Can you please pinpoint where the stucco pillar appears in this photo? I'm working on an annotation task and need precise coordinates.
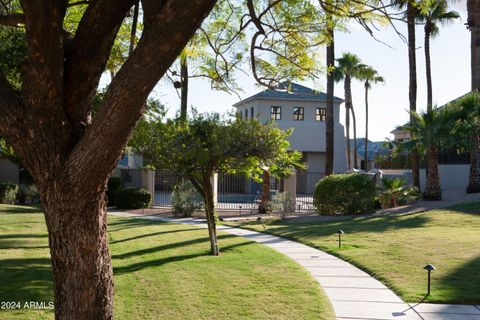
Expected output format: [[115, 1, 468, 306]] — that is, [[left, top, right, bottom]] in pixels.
[[283, 171, 297, 206], [210, 172, 218, 207], [141, 169, 155, 200]]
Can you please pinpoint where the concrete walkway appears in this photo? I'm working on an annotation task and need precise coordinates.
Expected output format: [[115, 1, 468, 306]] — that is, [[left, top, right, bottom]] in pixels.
[[109, 211, 480, 320]]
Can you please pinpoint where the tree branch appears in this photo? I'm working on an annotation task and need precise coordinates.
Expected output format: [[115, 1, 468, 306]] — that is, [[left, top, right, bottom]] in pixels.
[[0, 13, 24, 27], [63, 0, 136, 133], [66, 0, 217, 188]]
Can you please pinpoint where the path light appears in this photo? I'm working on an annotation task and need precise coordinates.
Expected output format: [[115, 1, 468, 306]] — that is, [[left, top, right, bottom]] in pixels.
[[239, 205, 242, 215], [257, 217, 265, 229], [423, 264, 436, 295], [336, 229, 344, 248], [297, 204, 301, 213]]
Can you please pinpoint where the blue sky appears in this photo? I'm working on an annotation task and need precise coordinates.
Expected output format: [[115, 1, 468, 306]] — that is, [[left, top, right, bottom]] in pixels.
[[150, 1, 470, 142]]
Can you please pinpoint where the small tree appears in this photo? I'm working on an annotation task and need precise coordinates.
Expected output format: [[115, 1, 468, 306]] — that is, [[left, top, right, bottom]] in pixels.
[[396, 104, 461, 200], [130, 113, 302, 255]]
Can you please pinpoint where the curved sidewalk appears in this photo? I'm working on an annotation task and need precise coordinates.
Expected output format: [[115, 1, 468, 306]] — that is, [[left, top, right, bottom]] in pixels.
[[109, 211, 480, 320]]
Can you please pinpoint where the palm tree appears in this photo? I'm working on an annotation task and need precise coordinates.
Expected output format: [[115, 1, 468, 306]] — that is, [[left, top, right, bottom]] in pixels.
[[467, 0, 480, 91], [450, 92, 480, 192], [398, 105, 460, 200], [392, 0, 420, 188], [358, 66, 384, 171], [325, 12, 335, 176], [334, 52, 364, 169], [417, 0, 459, 111]]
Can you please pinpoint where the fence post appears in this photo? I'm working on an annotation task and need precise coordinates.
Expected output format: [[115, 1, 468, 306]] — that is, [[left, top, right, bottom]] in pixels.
[[142, 169, 156, 199], [210, 172, 218, 208], [283, 171, 297, 206]]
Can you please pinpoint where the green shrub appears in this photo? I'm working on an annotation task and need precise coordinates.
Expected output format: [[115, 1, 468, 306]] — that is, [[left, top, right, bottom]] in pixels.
[[377, 178, 420, 209], [268, 191, 295, 220], [115, 188, 152, 209], [0, 183, 19, 204], [107, 177, 122, 206], [313, 174, 376, 215], [171, 181, 204, 217], [17, 184, 40, 204]]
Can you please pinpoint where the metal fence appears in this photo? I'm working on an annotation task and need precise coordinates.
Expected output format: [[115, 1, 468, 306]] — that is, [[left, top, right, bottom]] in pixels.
[[119, 168, 323, 212], [296, 171, 324, 211]]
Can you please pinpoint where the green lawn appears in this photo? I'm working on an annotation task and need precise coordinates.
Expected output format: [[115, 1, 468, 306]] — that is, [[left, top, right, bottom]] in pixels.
[[226, 202, 480, 304], [0, 205, 333, 320]]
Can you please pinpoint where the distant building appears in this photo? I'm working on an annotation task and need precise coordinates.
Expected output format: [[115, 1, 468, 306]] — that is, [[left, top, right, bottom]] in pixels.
[[233, 81, 347, 194], [234, 82, 347, 174]]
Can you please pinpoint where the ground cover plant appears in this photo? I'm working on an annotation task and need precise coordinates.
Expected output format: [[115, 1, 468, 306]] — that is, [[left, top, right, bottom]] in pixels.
[[226, 202, 480, 304], [0, 205, 333, 320]]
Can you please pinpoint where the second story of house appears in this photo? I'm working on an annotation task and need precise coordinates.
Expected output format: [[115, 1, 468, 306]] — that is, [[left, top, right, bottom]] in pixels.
[[233, 82, 345, 152]]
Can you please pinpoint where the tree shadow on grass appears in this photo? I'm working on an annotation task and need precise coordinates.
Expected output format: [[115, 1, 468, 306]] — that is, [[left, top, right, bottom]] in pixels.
[[0, 258, 53, 303], [107, 218, 166, 232], [445, 201, 480, 215], [113, 240, 256, 275], [110, 228, 201, 244], [261, 213, 431, 240], [112, 234, 237, 260], [436, 254, 480, 304]]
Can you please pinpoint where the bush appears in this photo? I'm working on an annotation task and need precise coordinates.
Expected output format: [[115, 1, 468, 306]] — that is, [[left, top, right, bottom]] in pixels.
[[377, 178, 420, 209], [17, 184, 40, 204], [107, 177, 122, 206], [115, 188, 152, 209], [268, 191, 295, 220], [313, 174, 376, 215], [0, 183, 19, 204], [171, 181, 204, 217]]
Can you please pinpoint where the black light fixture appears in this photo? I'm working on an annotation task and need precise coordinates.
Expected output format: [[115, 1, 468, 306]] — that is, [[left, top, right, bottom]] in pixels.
[[336, 229, 344, 248], [257, 216, 265, 229], [423, 264, 436, 295]]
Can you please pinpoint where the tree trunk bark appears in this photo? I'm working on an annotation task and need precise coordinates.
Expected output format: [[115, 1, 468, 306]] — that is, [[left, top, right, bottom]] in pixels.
[[325, 17, 335, 176], [425, 25, 433, 112], [364, 84, 369, 171], [407, 1, 420, 190], [258, 169, 270, 213], [467, 135, 480, 193], [203, 176, 219, 256], [469, 0, 480, 91], [344, 76, 352, 170], [351, 105, 358, 169], [43, 188, 114, 320], [423, 144, 441, 200], [180, 56, 189, 121]]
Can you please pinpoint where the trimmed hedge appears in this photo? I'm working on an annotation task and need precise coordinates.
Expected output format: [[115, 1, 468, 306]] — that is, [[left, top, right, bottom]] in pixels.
[[0, 183, 19, 204], [313, 174, 376, 215], [107, 177, 122, 206], [115, 188, 152, 209]]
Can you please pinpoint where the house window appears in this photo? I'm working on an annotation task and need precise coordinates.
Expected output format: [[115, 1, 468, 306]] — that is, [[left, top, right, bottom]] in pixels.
[[293, 107, 304, 121], [270, 106, 282, 120], [245, 109, 248, 119], [316, 108, 326, 121], [250, 107, 254, 118]]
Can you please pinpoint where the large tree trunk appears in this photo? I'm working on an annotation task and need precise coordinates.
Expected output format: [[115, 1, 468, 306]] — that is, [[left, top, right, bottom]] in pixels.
[[425, 25, 433, 112], [407, 0, 420, 189], [180, 55, 189, 121], [129, 0, 140, 54], [325, 16, 335, 176], [364, 84, 369, 171], [423, 144, 441, 200], [344, 75, 352, 170], [42, 185, 114, 319], [467, 135, 480, 193], [469, 0, 480, 91], [258, 170, 270, 213], [0, 2, 218, 320]]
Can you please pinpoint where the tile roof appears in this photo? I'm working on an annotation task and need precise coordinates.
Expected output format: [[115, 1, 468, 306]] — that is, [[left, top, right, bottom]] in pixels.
[[233, 81, 344, 106]]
